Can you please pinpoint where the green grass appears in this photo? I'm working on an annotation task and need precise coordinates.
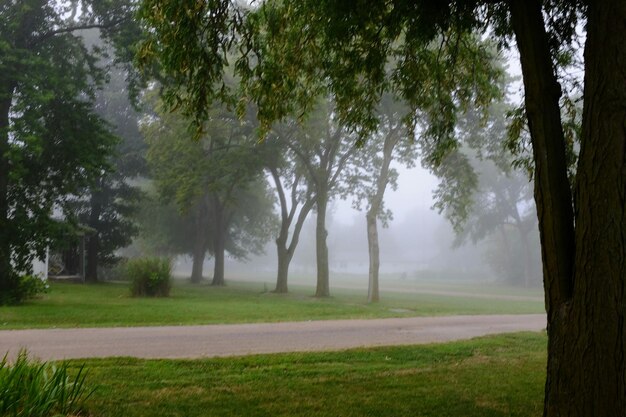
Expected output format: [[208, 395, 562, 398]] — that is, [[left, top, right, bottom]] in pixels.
[[75, 332, 546, 417], [0, 281, 544, 330]]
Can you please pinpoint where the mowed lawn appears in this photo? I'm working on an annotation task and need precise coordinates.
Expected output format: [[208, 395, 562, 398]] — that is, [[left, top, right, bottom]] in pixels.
[[78, 332, 546, 417], [0, 281, 544, 329]]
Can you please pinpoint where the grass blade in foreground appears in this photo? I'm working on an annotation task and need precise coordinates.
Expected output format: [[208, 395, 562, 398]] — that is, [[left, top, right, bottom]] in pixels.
[[0, 351, 93, 417]]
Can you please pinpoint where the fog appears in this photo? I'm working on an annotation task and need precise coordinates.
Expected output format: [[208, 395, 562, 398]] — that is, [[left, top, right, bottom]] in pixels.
[[172, 162, 540, 291]]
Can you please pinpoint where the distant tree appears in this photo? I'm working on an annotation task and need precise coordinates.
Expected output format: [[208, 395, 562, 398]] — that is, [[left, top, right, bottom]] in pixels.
[[284, 102, 360, 297], [262, 131, 316, 293], [437, 87, 541, 287], [67, 38, 145, 282], [143, 97, 276, 285], [0, 0, 137, 302], [349, 95, 417, 302], [456, 161, 539, 286]]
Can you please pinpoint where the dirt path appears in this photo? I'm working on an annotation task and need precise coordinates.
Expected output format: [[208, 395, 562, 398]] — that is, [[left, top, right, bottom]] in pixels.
[[0, 314, 545, 361]]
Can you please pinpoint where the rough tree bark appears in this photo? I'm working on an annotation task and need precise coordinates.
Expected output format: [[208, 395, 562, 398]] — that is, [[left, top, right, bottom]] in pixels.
[[510, 0, 626, 415]]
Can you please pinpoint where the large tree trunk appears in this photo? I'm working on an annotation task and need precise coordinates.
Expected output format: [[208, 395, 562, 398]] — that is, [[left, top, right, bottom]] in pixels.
[[211, 199, 226, 286], [190, 202, 208, 283], [511, 0, 626, 415], [366, 212, 380, 303], [560, 0, 626, 414], [190, 234, 207, 283], [315, 188, 330, 297], [275, 244, 291, 293]]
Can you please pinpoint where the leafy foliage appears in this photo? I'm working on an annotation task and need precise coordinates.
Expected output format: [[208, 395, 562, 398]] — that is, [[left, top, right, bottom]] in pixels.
[[0, 0, 140, 301], [139, 0, 502, 139], [348, 95, 417, 226], [0, 275, 48, 306], [141, 93, 277, 273], [0, 351, 93, 417]]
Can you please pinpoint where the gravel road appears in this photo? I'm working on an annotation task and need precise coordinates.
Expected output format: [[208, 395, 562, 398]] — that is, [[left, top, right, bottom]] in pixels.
[[0, 314, 546, 361]]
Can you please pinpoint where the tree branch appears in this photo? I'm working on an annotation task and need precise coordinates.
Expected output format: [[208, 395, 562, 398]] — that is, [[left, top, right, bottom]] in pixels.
[[30, 18, 129, 47]]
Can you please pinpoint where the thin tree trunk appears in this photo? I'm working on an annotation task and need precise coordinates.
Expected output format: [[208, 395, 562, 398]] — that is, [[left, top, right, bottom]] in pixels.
[[315, 189, 330, 297], [85, 188, 103, 283], [511, 0, 626, 415], [274, 196, 315, 293], [366, 212, 380, 303], [0, 84, 15, 300], [366, 132, 397, 303]]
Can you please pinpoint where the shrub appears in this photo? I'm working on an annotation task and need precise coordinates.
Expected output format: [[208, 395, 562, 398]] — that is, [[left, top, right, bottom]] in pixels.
[[126, 257, 172, 297], [17, 274, 48, 300], [0, 274, 48, 306], [0, 351, 93, 417]]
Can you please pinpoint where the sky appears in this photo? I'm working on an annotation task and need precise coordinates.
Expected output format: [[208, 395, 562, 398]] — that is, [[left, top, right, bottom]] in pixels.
[[333, 163, 439, 226]]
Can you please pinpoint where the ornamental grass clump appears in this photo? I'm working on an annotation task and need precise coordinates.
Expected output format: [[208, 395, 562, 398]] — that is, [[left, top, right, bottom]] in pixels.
[[0, 351, 93, 417], [127, 257, 172, 297]]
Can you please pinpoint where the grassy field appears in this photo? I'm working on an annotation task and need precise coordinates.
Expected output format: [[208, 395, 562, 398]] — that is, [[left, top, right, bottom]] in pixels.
[[0, 281, 544, 330], [76, 332, 546, 417]]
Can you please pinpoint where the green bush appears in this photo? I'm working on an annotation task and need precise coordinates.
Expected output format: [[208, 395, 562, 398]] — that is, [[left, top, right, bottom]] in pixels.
[[126, 257, 172, 297], [0, 274, 48, 306], [0, 351, 93, 417]]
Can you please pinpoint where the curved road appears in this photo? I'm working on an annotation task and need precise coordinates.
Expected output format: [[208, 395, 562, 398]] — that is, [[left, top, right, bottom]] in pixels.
[[0, 314, 545, 361]]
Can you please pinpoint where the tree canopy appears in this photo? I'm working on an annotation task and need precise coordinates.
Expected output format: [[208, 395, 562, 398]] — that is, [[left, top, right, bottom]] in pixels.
[[142, 94, 277, 284]]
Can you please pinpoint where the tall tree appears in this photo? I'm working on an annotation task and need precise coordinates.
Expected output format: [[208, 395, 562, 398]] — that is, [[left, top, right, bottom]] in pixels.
[[143, 97, 276, 285], [350, 95, 417, 302], [138, 0, 626, 414], [69, 36, 145, 282], [453, 160, 539, 286], [285, 102, 359, 297], [0, 0, 135, 302], [263, 130, 316, 293], [436, 84, 540, 288]]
